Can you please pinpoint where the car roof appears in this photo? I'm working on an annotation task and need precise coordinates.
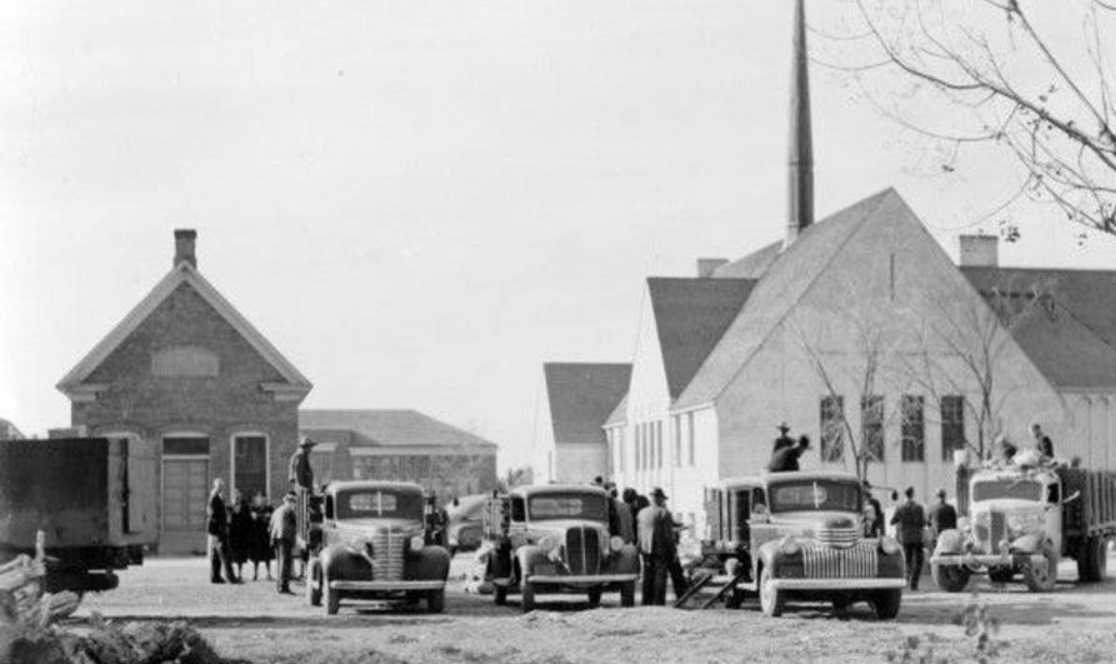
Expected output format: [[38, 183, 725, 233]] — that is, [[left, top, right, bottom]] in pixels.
[[511, 484, 610, 498], [719, 470, 862, 490], [326, 480, 424, 495]]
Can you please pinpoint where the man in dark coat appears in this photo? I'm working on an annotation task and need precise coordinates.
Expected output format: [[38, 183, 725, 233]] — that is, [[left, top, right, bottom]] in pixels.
[[768, 435, 810, 472], [270, 492, 299, 594], [637, 487, 676, 606], [289, 438, 317, 491], [863, 480, 884, 538], [890, 486, 927, 590], [207, 478, 241, 584], [927, 488, 957, 539], [1031, 423, 1055, 459], [772, 422, 794, 454]]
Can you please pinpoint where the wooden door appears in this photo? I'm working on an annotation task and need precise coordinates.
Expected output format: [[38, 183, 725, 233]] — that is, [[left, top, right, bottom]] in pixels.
[[162, 457, 209, 554]]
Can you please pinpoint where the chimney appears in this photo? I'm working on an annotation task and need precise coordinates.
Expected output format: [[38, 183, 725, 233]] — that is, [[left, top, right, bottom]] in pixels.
[[174, 229, 197, 268], [697, 258, 729, 278], [784, 0, 814, 250], [958, 235, 999, 268]]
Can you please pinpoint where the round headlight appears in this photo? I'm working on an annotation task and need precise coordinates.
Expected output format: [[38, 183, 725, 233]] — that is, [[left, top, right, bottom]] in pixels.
[[538, 535, 558, 553], [779, 536, 801, 556], [609, 536, 624, 552], [880, 536, 901, 555], [410, 534, 425, 551]]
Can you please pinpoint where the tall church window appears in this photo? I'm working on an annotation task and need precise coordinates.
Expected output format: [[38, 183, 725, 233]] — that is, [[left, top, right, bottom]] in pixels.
[[941, 396, 966, 461], [687, 412, 695, 467], [673, 416, 681, 468], [900, 396, 925, 462], [861, 396, 885, 463], [656, 421, 663, 470], [819, 396, 844, 462]]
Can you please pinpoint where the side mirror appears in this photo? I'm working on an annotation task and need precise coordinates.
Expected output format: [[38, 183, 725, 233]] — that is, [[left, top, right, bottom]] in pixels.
[[1062, 490, 1081, 505]]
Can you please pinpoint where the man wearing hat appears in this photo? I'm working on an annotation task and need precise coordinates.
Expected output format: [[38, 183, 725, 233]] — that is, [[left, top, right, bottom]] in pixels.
[[768, 435, 811, 472], [927, 488, 957, 541], [637, 487, 677, 605], [269, 491, 299, 594], [773, 422, 794, 454], [289, 437, 317, 491]]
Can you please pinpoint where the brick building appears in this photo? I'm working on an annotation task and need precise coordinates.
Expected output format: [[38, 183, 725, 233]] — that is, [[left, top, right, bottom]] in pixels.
[[57, 230, 312, 554]]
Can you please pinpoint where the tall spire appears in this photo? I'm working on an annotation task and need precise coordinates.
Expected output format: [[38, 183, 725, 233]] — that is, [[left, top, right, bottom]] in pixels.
[[784, 0, 814, 250]]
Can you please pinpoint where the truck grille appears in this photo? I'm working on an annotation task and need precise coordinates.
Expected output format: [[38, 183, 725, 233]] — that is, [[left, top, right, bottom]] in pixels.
[[816, 526, 860, 549], [370, 531, 405, 581], [990, 511, 1006, 548], [802, 541, 878, 579], [565, 527, 601, 576]]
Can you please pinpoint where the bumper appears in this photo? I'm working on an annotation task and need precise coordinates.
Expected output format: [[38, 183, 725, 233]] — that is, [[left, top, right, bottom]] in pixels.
[[329, 580, 446, 592], [931, 553, 1045, 567], [528, 573, 639, 585], [768, 578, 907, 591]]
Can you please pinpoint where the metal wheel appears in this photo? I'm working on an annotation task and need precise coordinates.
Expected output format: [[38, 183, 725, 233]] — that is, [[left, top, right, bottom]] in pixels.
[[587, 587, 602, 608], [307, 559, 322, 606], [324, 570, 340, 615], [1022, 543, 1058, 592], [871, 589, 902, 620], [932, 564, 970, 592], [759, 566, 785, 617], [520, 578, 536, 613]]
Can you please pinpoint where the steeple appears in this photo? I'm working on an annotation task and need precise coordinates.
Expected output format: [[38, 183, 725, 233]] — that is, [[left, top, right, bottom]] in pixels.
[[784, 0, 814, 250]]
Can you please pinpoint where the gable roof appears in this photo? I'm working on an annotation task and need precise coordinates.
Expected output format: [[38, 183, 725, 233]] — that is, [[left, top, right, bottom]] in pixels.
[[543, 363, 631, 444], [300, 409, 498, 451], [710, 240, 782, 279], [962, 266, 1116, 390], [674, 188, 904, 410], [57, 261, 312, 398], [647, 277, 757, 400]]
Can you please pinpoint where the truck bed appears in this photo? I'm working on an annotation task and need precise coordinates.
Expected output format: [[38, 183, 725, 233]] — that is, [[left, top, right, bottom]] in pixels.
[[1059, 467, 1116, 538]]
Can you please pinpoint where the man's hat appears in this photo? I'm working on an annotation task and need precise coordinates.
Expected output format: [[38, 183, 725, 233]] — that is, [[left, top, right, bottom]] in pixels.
[[650, 487, 667, 500], [937, 488, 948, 499], [299, 437, 318, 448], [777, 422, 790, 432]]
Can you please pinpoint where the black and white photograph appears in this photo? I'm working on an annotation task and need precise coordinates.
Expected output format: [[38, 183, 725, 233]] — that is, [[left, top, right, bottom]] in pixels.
[[3, 1, 1116, 662]]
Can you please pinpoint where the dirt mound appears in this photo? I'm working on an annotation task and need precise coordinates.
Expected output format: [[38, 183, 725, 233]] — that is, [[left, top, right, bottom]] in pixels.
[[1, 618, 252, 664]]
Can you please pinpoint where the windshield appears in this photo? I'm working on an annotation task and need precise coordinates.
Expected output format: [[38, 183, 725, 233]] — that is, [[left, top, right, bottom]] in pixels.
[[336, 490, 424, 520], [768, 481, 861, 513], [973, 480, 1042, 502], [528, 494, 608, 522]]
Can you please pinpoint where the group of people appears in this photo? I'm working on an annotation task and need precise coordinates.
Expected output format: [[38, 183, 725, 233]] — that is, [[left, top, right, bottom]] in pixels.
[[590, 477, 688, 606], [206, 478, 278, 585]]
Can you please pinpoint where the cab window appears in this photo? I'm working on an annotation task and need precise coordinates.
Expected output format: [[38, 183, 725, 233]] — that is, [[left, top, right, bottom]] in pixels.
[[324, 494, 335, 520], [510, 496, 526, 522], [1047, 483, 1061, 504]]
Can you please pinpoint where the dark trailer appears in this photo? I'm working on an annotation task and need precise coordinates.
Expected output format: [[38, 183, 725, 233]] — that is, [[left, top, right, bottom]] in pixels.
[[0, 437, 156, 594]]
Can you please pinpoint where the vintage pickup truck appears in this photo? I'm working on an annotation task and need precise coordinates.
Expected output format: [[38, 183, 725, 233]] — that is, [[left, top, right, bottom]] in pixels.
[[483, 484, 639, 612], [701, 471, 906, 618], [931, 462, 1116, 592], [304, 481, 451, 615]]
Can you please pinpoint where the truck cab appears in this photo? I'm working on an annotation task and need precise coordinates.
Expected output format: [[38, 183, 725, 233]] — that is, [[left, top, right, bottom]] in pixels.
[[703, 471, 906, 618], [484, 485, 639, 612]]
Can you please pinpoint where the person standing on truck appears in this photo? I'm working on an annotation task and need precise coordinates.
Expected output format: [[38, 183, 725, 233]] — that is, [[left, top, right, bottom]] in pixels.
[[768, 435, 810, 472], [890, 486, 927, 591], [637, 487, 677, 606], [773, 422, 794, 453], [927, 488, 957, 540], [207, 478, 241, 584], [270, 491, 298, 595], [1031, 424, 1055, 459], [289, 437, 317, 490]]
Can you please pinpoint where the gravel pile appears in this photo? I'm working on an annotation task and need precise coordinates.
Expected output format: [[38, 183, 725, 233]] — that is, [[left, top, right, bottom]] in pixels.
[[1, 619, 251, 664]]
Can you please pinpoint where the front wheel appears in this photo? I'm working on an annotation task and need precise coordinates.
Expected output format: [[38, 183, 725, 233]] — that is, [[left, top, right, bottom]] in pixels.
[[587, 588, 602, 608], [759, 566, 785, 618], [1022, 543, 1058, 592], [520, 579, 536, 613], [494, 583, 508, 606], [871, 589, 902, 620], [307, 559, 322, 606], [619, 581, 635, 608], [427, 588, 445, 614], [324, 570, 340, 615], [932, 564, 970, 593]]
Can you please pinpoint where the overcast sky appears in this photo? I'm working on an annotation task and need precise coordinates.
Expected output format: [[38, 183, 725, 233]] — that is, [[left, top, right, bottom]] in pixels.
[[3, 0, 1115, 471]]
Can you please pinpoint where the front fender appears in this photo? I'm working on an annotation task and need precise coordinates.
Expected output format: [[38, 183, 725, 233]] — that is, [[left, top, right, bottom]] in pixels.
[[517, 545, 549, 577], [607, 544, 639, 575], [935, 529, 965, 555], [404, 545, 451, 581], [1010, 533, 1044, 554], [320, 544, 370, 580]]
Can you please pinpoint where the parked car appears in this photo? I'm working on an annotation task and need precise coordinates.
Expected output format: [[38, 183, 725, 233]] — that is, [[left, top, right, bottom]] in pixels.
[[700, 471, 906, 618], [445, 495, 487, 555], [484, 485, 639, 612], [304, 481, 450, 615], [931, 462, 1116, 592]]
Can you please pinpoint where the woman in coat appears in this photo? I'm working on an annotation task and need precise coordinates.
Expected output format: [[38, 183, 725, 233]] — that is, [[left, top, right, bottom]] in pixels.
[[248, 491, 274, 581], [228, 490, 253, 580]]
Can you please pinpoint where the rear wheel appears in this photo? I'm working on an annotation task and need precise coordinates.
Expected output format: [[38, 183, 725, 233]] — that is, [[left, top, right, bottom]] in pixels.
[[932, 564, 970, 593], [587, 588, 602, 608], [759, 566, 785, 618], [427, 588, 445, 614], [871, 589, 902, 620], [307, 559, 322, 606], [520, 579, 536, 613], [1022, 543, 1058, 592], [619, 581, 635, 608]]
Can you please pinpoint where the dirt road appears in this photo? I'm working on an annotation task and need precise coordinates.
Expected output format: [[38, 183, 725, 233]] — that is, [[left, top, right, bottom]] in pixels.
[[76, 556, 1116, 664]]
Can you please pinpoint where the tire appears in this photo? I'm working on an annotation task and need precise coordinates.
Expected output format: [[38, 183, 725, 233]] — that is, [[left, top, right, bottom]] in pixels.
[[831, 596, 851, 616], [871, 589, 902, 620], [520, 579, 536, 613], [324, 570, 340, 615], [586, 587, 602, 608], [1080, 537, 1107, 583], [494, 583, 508, 606], [619, 581, 635, 608], [932, 564, 970, 593], [1022, 542, 1058, 592], [307, 559, 322, 607], [988, 566, 1015, 584], [1096, 538, 1109, 580], [427, 588, 445, 614], [759, 566, 785, 618]]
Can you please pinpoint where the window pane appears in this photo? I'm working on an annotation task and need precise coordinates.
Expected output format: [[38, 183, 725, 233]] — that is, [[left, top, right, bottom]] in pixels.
[[941, 396, 966, 461], [901, 396, 925, 462], [861, 396, 884, 463], [820, 396, 844, 462]]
